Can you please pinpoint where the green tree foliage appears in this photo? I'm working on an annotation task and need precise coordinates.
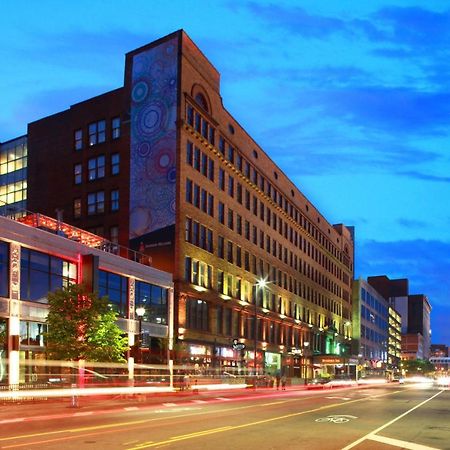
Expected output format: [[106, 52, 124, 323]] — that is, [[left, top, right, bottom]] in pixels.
[[401, 358, 435, 375], [45, 284, 128, 362]]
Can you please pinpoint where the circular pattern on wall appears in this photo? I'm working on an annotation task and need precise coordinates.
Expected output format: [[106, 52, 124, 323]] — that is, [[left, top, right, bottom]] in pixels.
[[132, 81, 149, 103], [137, 141, 152, 158], [136, 100, 168, 138], [167, 166, 176, 183]]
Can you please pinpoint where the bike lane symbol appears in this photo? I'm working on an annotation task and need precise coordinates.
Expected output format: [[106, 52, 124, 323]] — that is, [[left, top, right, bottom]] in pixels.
[[315, 415, 358, 424]]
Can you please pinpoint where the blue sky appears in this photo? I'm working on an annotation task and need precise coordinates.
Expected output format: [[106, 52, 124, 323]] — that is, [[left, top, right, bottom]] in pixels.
[[1, 0, 449, 345]]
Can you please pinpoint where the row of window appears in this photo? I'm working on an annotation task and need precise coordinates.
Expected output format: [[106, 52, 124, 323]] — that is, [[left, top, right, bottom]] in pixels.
[[0, 140, 27, 176], [185, 297, 319, 348], [74, 153, 120, 184], [185, 174, 348, 285], [184, 131, 348, 267], [74, 117, 121, 150], [73, 189, 119, 217], [184, 256, 341, 330], [361, 287, 388, 318], [185, 218, 213, 253], [361, 304, 388, 331]]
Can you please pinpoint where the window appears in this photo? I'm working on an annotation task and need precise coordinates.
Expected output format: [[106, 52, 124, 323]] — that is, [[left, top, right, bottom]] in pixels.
[[186, 299, 209, 331], [219, 168, 225, 191], [111, 189, 119, 211], [87, 191, 105, 215], [208, 159, 214, 182], [111, 153, 120, 175], [227, 241, 233, 263], [74, 164, 82, 184], [20, 248, 77, 303], [187, 104, 194, 126], [112, 117, 121, 139], [208, 193, 214, 217], [99, 270, 127, 317], [73, 198, 81, 218], [110, 226, 119, 244], [228, 175, 234, 197], [0, 241, 9, 298], [218, 236, 224, 258], [135, 280, 168, 324], [186, 179, 193, 203], [74, 129, 83, 150], [88, 120, 106, 146], [227, 209, 234, 230], [88, 155, 105, 181], [218, 201, 225, 224]]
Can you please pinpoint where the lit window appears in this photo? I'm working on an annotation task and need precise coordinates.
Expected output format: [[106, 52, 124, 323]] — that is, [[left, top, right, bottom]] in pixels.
[[87, 191, 105, 215], [74, 129, 83, 150], [111, 189, 119, 211], [73, 198, 81, 218], [74, 163, 82, 184], [112, 117, 120, 139], [111, 153, 120, 175], [88, 120, 106, 146], [110, 226, 119, 244]]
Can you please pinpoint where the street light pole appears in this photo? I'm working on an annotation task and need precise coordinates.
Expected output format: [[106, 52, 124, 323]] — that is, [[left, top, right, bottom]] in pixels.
[[304, 341, 310, 385], [135, 306, 145, 364], [255, 278, 268, 389]]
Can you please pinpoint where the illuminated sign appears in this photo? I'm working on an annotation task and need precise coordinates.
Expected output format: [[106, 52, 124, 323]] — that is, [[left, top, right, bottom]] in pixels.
[[317, 357, 343, 365], [232, 339, 246, 351]]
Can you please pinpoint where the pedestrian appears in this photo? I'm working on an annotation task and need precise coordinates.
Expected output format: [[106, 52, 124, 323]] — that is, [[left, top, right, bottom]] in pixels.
[[275, 372, 281, 390], [281, 375, 287, 390]]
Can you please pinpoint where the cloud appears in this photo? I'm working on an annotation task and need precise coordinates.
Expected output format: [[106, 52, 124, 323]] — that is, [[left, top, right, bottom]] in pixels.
[[398, 171, 450, 184], [397, 218, 428, 229]]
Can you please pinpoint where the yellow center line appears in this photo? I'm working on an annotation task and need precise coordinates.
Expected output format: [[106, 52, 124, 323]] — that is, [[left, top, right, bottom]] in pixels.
[[126, 390, 404, 449]]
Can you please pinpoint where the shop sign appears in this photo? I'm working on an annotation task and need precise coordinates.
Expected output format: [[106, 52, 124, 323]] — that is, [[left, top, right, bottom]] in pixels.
[[317, 356, 343, 365], [232, 339, 246, 351], [189, 345, 207, 355], [220, 347, 235, 358]]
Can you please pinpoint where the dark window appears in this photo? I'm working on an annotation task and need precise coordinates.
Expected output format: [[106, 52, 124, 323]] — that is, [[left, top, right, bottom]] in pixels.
[[227, 241, 233, 263], [228, 176, 234, 197], [218, 201, 225, 224], [74, 129, 83, 151], [0, 241, 9, 298], [219, 168, 225, 191], [111, 189, 119, 211], [218, 236, 224, 258], [208, 159, 215, 181], [87, 191, 105, 215], [219, 136, 225, 155], [187, 105, 194, 126], [186, 179, 193, 203], [186, 299, 209, 331], [186, 141, 193, 166], [208, 193, 214, 217], [228, 209, 234, 230], [195, 93, 208, 112], [73, 198, 81, 218], [111, 153, 120, 175], [20, 248, 76, 303], [74, 164, 82, 184], [112, 117, 121, 139], [99, 270, 128, 317]]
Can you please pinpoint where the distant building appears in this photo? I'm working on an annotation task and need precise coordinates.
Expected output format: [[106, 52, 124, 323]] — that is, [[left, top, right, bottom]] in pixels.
[[0, 213, 173, 386], [352, 279, 389, 377], [368, 275, 431, 360], [430, 344, 449, 372], [388, 306, 401, 373]]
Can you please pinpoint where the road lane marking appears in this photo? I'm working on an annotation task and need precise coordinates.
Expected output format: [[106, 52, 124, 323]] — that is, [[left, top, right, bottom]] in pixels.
[[73, 412, 93, 416], [192, 400, 207, 403], [124, 407, 140, 411], [261, 401, 288, 406], [125, 391, 404, 449], [162, 403, 176, 407], [368, 434, 440, 450], [341, 389, 445, 450], [325, 396, 351, 400], [215, 397, 231, 401], [0, 389, 402, 446]]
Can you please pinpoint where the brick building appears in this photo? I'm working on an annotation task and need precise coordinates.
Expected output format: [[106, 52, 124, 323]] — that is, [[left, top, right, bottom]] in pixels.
[[15, 30, 354, 377]]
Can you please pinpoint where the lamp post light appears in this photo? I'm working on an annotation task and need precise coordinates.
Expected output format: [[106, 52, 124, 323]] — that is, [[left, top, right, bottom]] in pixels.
[[303, 341, 310, 385], [135, 306, 146, 364], [255, 278, 268, 388]]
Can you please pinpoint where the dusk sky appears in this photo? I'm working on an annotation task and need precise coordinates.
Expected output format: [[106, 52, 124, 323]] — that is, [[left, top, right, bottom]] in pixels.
[[1, 1, 449, 345]]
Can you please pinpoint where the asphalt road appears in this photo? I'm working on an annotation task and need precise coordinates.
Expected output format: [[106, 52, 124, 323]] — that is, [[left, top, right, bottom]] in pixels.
[[0, 384, 448, 450]]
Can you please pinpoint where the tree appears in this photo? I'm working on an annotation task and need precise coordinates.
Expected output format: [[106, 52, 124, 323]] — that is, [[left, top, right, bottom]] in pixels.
[[45, 284, 128, 362], [401, 358, 435, 375]]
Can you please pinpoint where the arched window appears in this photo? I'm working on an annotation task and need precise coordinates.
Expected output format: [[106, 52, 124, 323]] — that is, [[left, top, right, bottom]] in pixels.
[[195, 93, 209, 112]]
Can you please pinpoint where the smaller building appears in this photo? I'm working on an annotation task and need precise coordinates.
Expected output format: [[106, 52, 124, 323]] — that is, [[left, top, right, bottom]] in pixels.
[[352, 278, 389, 379], [0, 212, 173, 386], [430, 344, 449, 372], [388, 306, 401, 375]]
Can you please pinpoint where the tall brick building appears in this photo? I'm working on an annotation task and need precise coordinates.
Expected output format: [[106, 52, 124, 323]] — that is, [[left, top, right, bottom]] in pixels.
[[23, 30, 354, 376]]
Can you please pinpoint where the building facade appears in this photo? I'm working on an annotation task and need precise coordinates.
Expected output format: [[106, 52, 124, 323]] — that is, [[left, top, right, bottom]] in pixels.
[[10, 30, 354, 378], [352, 279, 389, 378], [0, 213, 173, 386], [388, 306, 402, 374]]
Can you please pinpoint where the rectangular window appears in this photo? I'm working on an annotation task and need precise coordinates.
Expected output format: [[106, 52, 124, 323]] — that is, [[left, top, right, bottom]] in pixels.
[[187, 104, 194, 126], [74, 163, 82, 184], [227, 208, 234, 230], [186, 179, 193, 203], [207, 229, 213, 253], [194, 147, 201, 171], [218, 201, 225, 224], [193, 184, 200, 208], [73, 198, 81, 218], [228, 175, 234, 197], [87, 191, 105, 215], [219, 168, 225, 191], [186, 299, 209, 331], [111, 189, 119, 211], [227, 146, 234, 164], [227, 241, 233, 263], [74, 129, 83, 151], [217, 270, 224, 294], [88, 155, 105, 181], [236, 246, 242, 267], [208, 159, 214, 182], [219, 136, 225, 155], [236, 214, 242, 235], [88, 120, 106, 146], [201, 152, 208, 177], [110, 226, 119, 244], [0, 242, 9, 298], [237, 183, 242, 204], [201, 189, 208, 212], [208, 193, 214, 217], [186, 141, 193, 166], [111, 153, 120, 175], [99, 270, 128, 317], [112, 117, 121, 139], [218, 236, 224, 259], [217, 305, 223, 335]]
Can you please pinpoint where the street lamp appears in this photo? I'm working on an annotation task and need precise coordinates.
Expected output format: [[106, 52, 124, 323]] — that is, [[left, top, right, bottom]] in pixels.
[[254, 278, 268, 388], [303, 341, 310, 385], [135, 306, 146, 363]]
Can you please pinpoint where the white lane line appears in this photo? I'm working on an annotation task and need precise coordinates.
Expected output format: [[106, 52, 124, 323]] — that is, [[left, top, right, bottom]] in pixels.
[[0, 418, 25, 424], [215, 397, 232, 401], [124, 407, 140, 411], [162, 402, 177, 407], [192, 400, 207, 403], [325, 396, 351, 400], [341, 389, 445, 450], [368, 434, 440, 450], [73, 411, 94, 416]]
